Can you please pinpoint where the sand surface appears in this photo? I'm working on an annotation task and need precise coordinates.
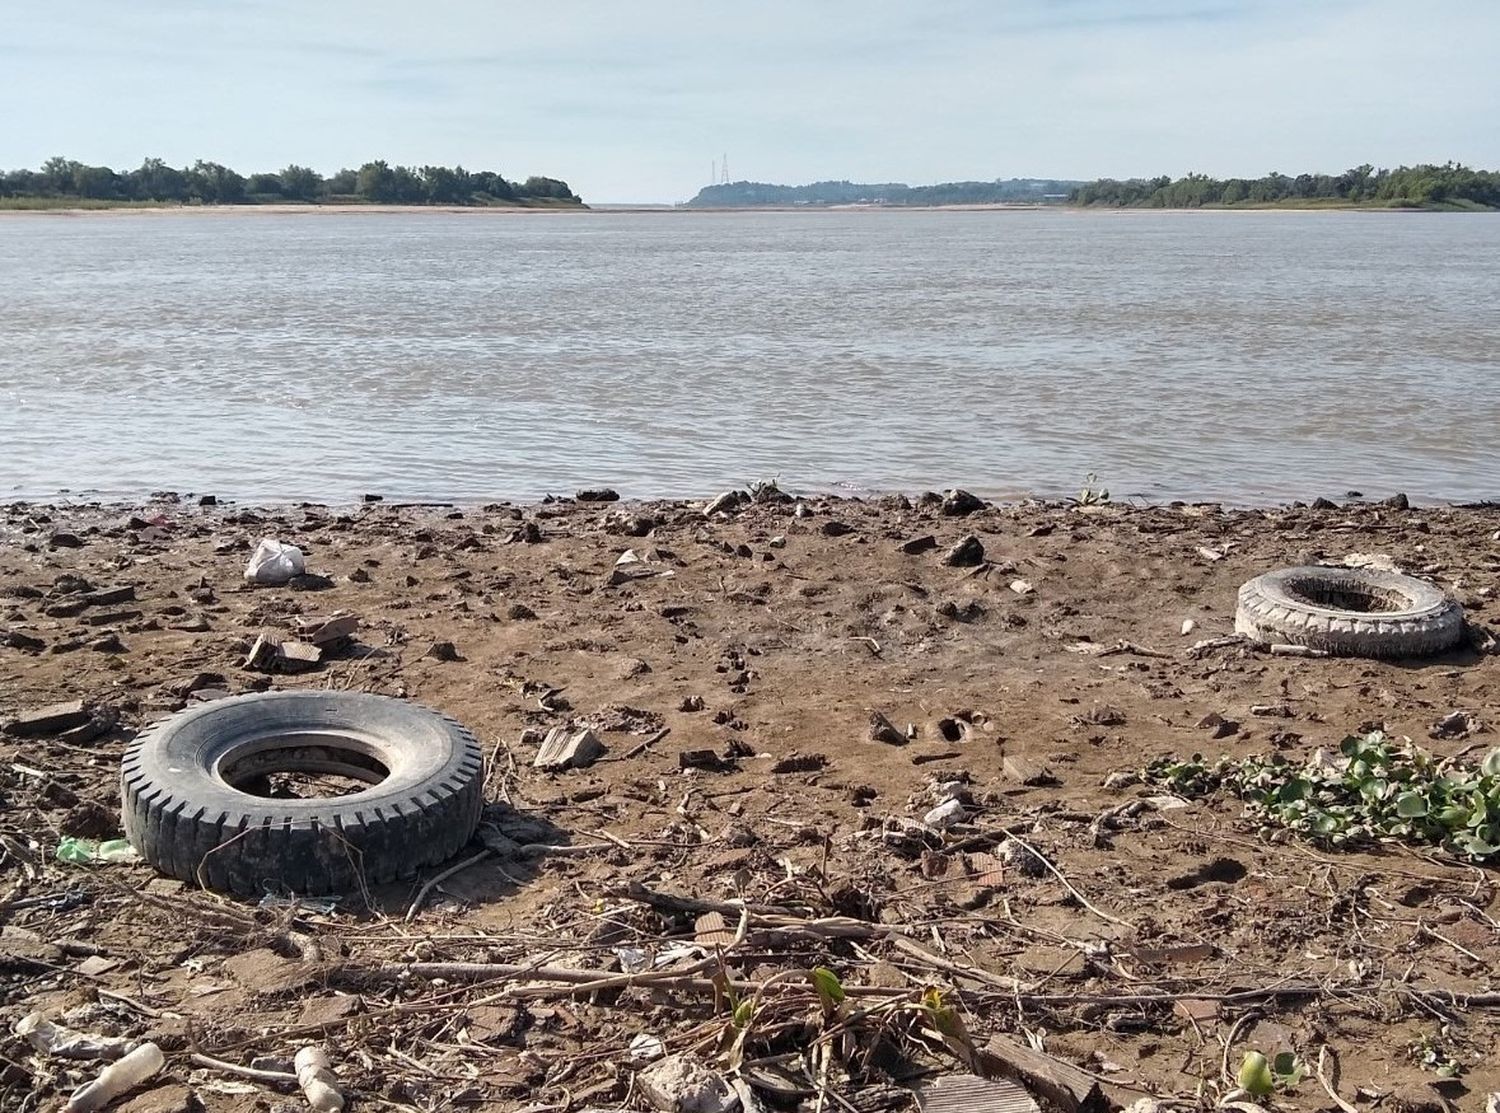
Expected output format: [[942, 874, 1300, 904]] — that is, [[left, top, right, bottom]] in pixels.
[[2, 491, 1498, 1110]]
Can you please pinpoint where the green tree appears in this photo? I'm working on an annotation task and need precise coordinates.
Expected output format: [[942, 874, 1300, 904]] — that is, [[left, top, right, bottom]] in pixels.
[[355, 160, 396, 203], [278, 164, 323, 203], [128, 157, 187, 201]]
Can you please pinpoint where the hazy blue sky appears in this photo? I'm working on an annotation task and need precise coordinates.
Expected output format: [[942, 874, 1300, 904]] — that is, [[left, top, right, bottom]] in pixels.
[[4, 0, 1496, 202]]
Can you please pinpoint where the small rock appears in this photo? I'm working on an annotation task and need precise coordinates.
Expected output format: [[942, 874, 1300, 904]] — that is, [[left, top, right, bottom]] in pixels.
[[198, 494, 217, 506], [767, 534, 786, 549], [1250, 703, 1293, 718], [942, 535, 985, 567], [679, 749, 735, 773], [83, 585, 136, 607], [923, 799, 966, 829], [1431, 711, 1472, 739], [679, 695, 705, 712], [901, 534, 938, 555], [424, 641, 462, 662], [507, 602, 538, 620], [3, 630, 47, 652], [287, 572, 335, 592], [1180, 619, 1196, 636], [868, 711, 907, 746], [820, 520, 853, 537], [1000, 839, 1048, 878], [508, 520, 544, 544], [1196, 712, 1240, 739], [941, 489, 986, 516], [61, 799, 117, 840], [1008, 578, 1034, 595], [771, 752, 828, 774], [89, 632, 126, 653], [1103, 770, 1140, 790], [1310, 497, 1340, 511], [348, 567, 372, 584], [576, 488, 620, 503], [362, 493, 383, 503], [1381, 492, 1410, 510], [793, 502, 812, 518], [617, 656, 652, 679], [48, 531, 84, 549]]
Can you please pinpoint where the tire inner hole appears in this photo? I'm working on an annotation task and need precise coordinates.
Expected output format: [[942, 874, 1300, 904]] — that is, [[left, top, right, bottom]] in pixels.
[[220, 733, 390, 799], [1284, 578, 1407, 614]]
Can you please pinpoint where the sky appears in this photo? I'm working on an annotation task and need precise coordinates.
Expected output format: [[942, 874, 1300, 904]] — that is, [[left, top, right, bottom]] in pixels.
[[3, 0, 1497, 203]]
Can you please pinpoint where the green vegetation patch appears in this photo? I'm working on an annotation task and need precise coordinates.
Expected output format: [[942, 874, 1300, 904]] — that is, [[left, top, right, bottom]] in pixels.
[[1144, 730, 1500, 861]]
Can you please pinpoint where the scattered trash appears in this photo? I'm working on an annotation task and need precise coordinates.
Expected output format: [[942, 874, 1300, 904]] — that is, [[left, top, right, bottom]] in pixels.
[[1268, 643, 1328, 658], [64, 1041, 163, 1113], [630, 1033, 667, 1062], [609, 548, 676, 586], [244, 538, 307, 585], [245, 629, 323, 672], [295, 1046, 345, 1113], [914, 1072, 1039, 1113], [639, 1053, 739, 1113], [534, 726, 605, 771], [56, 838, 139, 865], [15, 1012, 136, 1059], [295, 613, 359, 647], [1002, 754, 1057, 786]]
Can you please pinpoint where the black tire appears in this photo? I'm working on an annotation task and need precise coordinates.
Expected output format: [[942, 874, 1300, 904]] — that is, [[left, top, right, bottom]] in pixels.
[[121, 691, 484, 896], [1234, 566, 1463, 659]]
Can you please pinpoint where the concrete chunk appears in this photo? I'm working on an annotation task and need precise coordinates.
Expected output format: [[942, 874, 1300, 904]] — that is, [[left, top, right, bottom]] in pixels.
[[534, 726, 605, 771], [3, 699, 91, 738]]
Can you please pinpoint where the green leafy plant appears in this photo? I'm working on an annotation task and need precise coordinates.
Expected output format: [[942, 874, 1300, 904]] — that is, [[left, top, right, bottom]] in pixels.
[[1076, 472, 1110, 505], [1410, 1032, 1462, 1078], [1237, 1050, 1305, 1096], [1144, 731, 1500, 862]]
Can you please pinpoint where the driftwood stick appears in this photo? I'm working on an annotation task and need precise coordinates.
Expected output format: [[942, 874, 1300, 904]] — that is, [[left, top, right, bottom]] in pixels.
[[405, 849, 492, 922]]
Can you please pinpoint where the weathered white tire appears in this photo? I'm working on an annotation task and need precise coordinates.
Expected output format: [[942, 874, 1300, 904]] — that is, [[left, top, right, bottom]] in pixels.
[[1234, 566, 1463, 659]]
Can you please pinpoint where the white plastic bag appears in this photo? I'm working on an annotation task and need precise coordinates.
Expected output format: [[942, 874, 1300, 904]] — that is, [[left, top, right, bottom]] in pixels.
[[244, 538, 306, 585]]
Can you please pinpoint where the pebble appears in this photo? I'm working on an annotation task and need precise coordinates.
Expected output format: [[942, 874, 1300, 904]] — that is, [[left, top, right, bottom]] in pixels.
[[923, 799, 966, 829]]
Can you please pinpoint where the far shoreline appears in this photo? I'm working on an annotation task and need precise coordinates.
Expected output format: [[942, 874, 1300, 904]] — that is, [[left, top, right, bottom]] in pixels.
[[3, 200, 1492, 218]]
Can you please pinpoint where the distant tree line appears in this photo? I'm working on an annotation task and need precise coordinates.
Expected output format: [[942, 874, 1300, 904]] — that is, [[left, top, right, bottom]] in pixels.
[[0, 156, 580, 206], [686, 178, 1083, 207], [1071, 163, 1500, 209]]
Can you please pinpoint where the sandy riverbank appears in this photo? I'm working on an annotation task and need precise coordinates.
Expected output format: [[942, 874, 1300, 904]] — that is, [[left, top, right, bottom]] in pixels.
[[2, 492, 1498, 1110]]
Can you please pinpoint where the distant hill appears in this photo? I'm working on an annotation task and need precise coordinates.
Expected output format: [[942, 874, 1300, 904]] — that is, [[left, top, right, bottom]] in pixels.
[[683, 178, 1083, 208]]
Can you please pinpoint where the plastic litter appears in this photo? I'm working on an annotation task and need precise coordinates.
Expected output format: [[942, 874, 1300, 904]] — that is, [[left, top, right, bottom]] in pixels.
[[56, 838, 139, 865], [295, 1046, 345, 1112], [244, 538, 307, 585], [65, 1041, 163, 1112], [14, 1012, 135, 1060]]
